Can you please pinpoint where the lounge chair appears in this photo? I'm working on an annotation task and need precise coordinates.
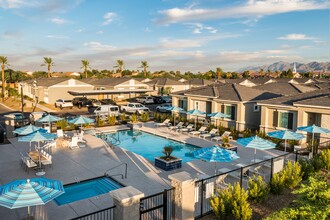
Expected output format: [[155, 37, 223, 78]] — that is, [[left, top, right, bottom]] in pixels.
[[57, 129, 68, 138], [211, 131, 233, 142], [156, 119, 171, 127], [249, 165, 269, 180], [23, 158, 37, 173], [178, 124, 194, 133], [68, 136, 80, 149], [189, 126, 208, 136], [215, 173, 228, 189], [199, 129, 218, 139], [168, 122, 184, 130]]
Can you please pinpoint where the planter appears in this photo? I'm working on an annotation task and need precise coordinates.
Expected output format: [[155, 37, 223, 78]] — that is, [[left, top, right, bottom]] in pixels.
[[220, 145, 238, 153], [155, 157, 182, 171], [127, 122, 143, 129]]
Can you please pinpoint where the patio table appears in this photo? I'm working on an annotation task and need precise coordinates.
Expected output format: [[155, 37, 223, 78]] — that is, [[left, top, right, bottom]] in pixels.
[[28, 151, 47, 162]]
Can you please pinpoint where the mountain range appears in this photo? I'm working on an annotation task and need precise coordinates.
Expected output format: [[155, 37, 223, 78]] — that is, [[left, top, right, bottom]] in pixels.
[[237, 61, 330, 73]]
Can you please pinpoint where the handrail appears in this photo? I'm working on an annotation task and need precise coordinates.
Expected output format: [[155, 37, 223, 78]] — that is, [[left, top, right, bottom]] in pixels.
[[104, 163, 127, 179], [69, 205, 116, 220]]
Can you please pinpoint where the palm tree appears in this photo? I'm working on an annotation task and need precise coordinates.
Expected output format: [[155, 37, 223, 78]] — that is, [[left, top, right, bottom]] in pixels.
[[140, 61, 149, 77], [113, 60, 124, 77], [81, 60, 91, 78], [41, 57, 54, 78], [216, 67, 223, 80], [0, 56, 9, 102]]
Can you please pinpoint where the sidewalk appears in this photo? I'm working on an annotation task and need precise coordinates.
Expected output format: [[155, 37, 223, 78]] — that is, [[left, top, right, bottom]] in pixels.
[[24, 100, 55, 113]]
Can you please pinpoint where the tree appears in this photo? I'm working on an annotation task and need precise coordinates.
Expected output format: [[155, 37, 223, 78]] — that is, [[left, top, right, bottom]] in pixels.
[[140, 61, 149, 77], [114, 60, 124, 78], [216, 67, 223, 80], [242, 70, 250, 78], [0, 56, 9, 102], [81, 60, 91, 78], [41, 57, 54, 78]]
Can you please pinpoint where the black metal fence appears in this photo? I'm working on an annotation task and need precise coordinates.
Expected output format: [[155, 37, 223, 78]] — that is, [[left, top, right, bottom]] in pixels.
[[70, 205, 116, 220], [194, 153, 289, 219], [140, 188, 175, 220]]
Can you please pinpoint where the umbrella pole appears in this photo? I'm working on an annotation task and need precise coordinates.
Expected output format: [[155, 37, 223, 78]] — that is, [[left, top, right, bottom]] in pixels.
[[28, 206, 30, 218], [214, 162, 217, 175], [254, 148, 256, 163], [284, 139, 287, 152], [195, 117, 197, 130], [312, 133, 315, 156], [38, 142, 42, 170]]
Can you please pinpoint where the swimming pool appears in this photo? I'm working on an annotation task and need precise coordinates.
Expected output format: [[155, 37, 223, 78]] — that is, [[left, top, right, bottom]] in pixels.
[[101, 130, 199, 162], [54, 177, 123, 205]]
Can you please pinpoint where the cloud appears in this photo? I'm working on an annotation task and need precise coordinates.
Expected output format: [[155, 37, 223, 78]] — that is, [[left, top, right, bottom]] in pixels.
[[278, 34, 316, 40], [50, 17, 67, 24], [77, 28, 85, 33], [2, 30, 23, 39], [102, 12, 117, 26], [160, 38, 202, 48], [0, 0, 83, 12], [187, 23, 217, 34], [47, 35, 68, 39], [157, 0, 330, 24], [96, 31, 104, 34], [83, 41, 115, 51], [0, 0, 28, 9]]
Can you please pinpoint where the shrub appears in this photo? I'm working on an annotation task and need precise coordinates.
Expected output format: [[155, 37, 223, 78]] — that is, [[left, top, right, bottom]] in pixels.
[[319, 149, 330, 170], [8, 88, 18, 97], [56, 119, 68, 130], [96, 116, 104, 127], [282, 161, 302, 189], [131, 114, 138, 123], [230, 126, 239, 140], [256, 130, 267, 139], [248, 175, 269, 203], [210, 183, 252, 220], [311, 155, 324, 171], [242, 128, 252, 138], [140, 112, 149, 122], [269, 172, 286, 195], [298, 158, 314, 180], [39, 101, 46, 104], [107, 115, 116, 126], [120, 113, 127, 123], [161, 146, 176, 161], [218, 124, 225, 136]]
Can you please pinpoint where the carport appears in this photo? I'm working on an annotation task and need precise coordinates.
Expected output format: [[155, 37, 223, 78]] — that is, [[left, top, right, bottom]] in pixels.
[[68, 89, 154, 100]]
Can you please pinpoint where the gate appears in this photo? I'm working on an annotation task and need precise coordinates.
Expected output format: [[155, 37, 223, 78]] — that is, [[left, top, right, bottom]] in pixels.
[[140, 188, 175, 220]]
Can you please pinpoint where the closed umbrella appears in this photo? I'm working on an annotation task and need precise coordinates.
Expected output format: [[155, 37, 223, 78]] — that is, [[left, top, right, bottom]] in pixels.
[[187, 109, 206, 129], [207, 112, 230, 127], [166, 106, 184, 126], [236, 135, 276, 163], [297, 124, 330, 155], [0, 178, 64, 218], [36, 115, 63, 133], [267, 130, 305, 152], [18, 131, 57, 175], [192, 146, 239, 174]]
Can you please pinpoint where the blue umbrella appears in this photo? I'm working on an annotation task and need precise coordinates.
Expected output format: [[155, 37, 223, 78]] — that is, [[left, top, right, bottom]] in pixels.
[[166, 106, 184, 125], [18, 131, 57, 174], [268, 130, 305, 152], [13, 125, 46, 136], [192, 146, 239, 174], [36, 115, 63, 133], [236, 136, 276, 162], [187, 109, 206, 128], [68, 116, 94, 125], [207, 112, 230, 127], [0, 178, 64, 217], [297, 124, 330, 154]]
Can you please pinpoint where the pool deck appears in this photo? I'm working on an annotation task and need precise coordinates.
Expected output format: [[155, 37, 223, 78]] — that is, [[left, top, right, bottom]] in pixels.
[[0, 123, 290, 220]]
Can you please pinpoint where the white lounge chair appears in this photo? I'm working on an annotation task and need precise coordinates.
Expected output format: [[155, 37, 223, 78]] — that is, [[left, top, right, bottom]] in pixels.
[[168, 122, 184, 130], [156, 119, 171, 127], [211, 131, 233, 142], [199, 129, 218, 139], [189, 126, 208, 136], [57, 129, 68, 138], [178, 124, 194, 133], [68, 136, 80, 149]]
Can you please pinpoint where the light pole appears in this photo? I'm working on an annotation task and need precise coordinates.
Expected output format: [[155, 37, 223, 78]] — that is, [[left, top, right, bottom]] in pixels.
[[20, 83, 24, 126], [32, 81, 38, 112]]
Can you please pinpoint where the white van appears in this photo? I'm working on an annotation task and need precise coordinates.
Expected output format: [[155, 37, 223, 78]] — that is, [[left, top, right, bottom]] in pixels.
[[94, 105, 120, 117]]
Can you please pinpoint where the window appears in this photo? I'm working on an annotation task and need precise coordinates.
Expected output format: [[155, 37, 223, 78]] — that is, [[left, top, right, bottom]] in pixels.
[[254, 104, 260, 112], [274, 111, 294, 129], [195, 101, 199, 110], [224, 105, 236, 120]]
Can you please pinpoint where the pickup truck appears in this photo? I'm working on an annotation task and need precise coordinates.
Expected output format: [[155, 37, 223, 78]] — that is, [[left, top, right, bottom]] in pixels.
[[135, 96, 154, 104], [121, 103, 150, 114], [55, 99, 73, 109], [72, 97, 93, 109]]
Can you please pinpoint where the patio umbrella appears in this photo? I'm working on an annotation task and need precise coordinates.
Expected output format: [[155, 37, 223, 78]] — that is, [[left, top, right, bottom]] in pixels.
[[187, 109, 206, 129], [267, 130, 305, 152], [297, 124, 330, 154], [36, 114, 63, 133], [0, 178, 64, 218], [236, 135, 276, 163], [166, 106, 184, 125], [207, 112, 230, 127], [18, 131, 57, 175], [13, 124, 47, 136], [192, 146, 239, 174]]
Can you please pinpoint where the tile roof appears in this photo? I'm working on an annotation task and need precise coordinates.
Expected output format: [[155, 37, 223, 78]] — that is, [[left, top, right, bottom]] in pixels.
[[146, 78, 183, 86], [185, 78, 214, 86], [80, 78, 133, 86], [23, 78, 70, 87], [294, 95, 330, 108], [253, 83, 318, 95]]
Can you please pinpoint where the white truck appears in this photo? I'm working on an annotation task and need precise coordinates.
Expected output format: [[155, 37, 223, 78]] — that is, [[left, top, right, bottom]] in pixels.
[[135, 96, 154, 104], [120, 103, 150, 114]]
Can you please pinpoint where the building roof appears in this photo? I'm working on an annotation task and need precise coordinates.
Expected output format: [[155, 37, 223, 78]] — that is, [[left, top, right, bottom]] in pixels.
[[253, 82, 318, 95], [79, 78, 135, 87], [184, 78, 214, 86], [146, 78, 183, 86], [294, 95, 330, 108], [23, 78, 70, 87]]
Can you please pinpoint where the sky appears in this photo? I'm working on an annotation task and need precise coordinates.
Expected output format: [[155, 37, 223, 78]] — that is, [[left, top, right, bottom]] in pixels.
[[0, 0, 329, 72]]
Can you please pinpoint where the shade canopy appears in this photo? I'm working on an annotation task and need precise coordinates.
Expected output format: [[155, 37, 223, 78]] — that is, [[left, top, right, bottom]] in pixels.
[[36, 115, 63, 123], [18, 131, 57, 143], [166, 106, 184, 112], [192, 146, 239, 162], [267, 130, 305, 140], [297, 125, 330, 134], [13, 125, 46, 136], [186, 109, 206, 116], [0, 178, 64, 217], [207, 112, 230, 119], [68, 116, 95, 125], [236, 136, 276, 150]]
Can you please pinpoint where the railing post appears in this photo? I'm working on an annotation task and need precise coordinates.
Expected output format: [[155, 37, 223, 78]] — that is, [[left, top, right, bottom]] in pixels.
[[200, 179, 204, 218], [240, 167, 243, 187], [163, 189, 168, 220], [295, 150, 298, 162], [270, 158, 274, 180]]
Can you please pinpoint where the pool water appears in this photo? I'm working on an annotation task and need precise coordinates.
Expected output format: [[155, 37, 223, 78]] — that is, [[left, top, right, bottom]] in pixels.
[[102, 130, 199, 162], [55, 177, 123, 205]]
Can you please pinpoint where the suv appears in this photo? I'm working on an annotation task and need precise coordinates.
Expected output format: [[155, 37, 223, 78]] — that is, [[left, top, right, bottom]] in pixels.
[[72, 97, 93, 109], [135, 96, 154, 104], [153, 96, 165, 104], [55, 99, 73, 109], [162, 96, 172, 103]]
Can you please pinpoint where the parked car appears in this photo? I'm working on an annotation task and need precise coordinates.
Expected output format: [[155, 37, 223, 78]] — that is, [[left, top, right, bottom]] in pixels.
[[89, 99, 101, 107], [153, 96, 165, 104], [162, 96, 172, 103], [135, 96, 154, 104], [156, 103, 172, 113], [100, 99, 116, 105], [55, 99, 73, 109], [94, 105, 120, 117], [72, 97, 93, 109], [121, 103, 150, 114]]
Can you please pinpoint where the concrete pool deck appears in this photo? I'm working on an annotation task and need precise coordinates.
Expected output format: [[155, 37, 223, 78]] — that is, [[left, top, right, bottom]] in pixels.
[[0, 123, 289, 220]]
